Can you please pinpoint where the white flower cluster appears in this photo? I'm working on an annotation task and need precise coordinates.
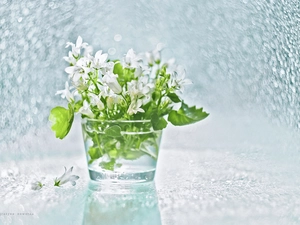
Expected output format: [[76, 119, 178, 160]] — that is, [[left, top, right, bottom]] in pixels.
[[56, 36, 191, 119]]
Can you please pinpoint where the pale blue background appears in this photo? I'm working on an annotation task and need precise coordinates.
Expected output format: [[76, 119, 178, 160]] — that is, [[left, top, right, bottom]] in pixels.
[[1, 0, 300, 224]]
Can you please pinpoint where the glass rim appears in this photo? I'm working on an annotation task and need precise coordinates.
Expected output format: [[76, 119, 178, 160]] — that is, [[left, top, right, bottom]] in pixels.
[[82, 118, 152, 123]]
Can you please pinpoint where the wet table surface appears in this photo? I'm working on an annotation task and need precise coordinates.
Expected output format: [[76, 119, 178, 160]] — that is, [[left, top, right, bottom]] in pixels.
[[1, 117, 300, 225]]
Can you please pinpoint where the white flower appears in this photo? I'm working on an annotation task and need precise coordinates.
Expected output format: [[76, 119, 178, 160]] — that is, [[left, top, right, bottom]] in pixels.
[[102, 71, 122, 94], [76, 57, 93, 80], [124, 48, 141, 68], [63, 51, 77, 65], [65, 36, 88, 57], [106, 94, 122, 109], [98, 83, 110, 98], [165, 58, 176, 74], [65, 57, 92, 82], [55, 81, 75, 102], [134, 66, 143, 77], [79, 100, 94, 118], [94, 50, 108, 69], [89, 93, 105, 110], [54, 166, 79, 187], [72, 79, 88, 92], [127, 99, 144, 115], [127, 80, 139, 99], [98, 83, 122, 110], [84, 45, 93, 56], [127, 76, 154, 103], [31, 180, 45, 190], [145, 49, 160, 66], [104, 61, 115, 73], [169, 66, 192, 92]]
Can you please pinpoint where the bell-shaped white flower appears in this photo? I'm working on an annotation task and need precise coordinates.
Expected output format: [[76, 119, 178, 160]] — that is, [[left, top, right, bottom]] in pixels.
[[107, 93, 122, 110], [54, 166, 79, 187], [169, 66, 192, 92], [89, 93, 105, 110], [76, 57, 92, 80], [106, 96, 115, 109], [55, 81, 75, 102], [98, 83, 110, 98], [65, 57, 92, 82], [102, 71, 122, 94], [84, 45, 93, 57], [31, 180, 45, 190], [79, 100, 95, 118], [134, 66, 143, 77], [124, 48, 141, 68], [127, 99, 145, 115], [72, 79, 88, 92], [63, 51, 77, 65], [65, 36, 88, 57], [165, 58, 176, 74], [94, 50, 108, 69], [127, 76, 154, 102], [145, 50, 160, 66]]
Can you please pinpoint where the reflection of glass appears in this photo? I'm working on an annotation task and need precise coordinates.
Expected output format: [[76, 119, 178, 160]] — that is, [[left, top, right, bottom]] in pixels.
[[82, 119, 162, 183], [83, 181, 162, 225]]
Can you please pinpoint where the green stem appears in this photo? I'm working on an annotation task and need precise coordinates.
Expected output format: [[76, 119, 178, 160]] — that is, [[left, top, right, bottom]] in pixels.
[[139, 148, 157, 160], [94, 133, 104, 156]]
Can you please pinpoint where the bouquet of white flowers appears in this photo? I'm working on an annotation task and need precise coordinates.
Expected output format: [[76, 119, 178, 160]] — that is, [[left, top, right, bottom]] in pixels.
[[49, 36, 208, 177]]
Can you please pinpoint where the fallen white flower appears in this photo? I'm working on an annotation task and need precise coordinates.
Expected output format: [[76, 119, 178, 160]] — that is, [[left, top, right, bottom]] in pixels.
[[31, 180, 45, 190], [54, 166, 79, 187]]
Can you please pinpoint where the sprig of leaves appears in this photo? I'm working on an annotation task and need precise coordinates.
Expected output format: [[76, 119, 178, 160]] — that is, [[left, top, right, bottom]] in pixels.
[[49, 103, 74, 139], [168, 102, 209, 126]]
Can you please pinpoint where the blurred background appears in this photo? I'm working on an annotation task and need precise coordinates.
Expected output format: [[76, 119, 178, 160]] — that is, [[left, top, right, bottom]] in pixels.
[[1, 0, 300, 224]]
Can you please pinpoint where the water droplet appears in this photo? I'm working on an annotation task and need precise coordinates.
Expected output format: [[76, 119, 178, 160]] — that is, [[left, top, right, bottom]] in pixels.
[[114, 34, 122, 42], [108, 48, 116, 55]]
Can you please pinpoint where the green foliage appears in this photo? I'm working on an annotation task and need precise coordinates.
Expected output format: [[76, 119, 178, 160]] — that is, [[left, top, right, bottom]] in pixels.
[[167, 93, 181, 103], [168, 102, 209, 126], [104, 125, 122, 137], [88, 147, 102, 160], [49, 104, 74, 139], [151, 112, 168, 130], [99, 160, 116, 171], [83, 121, 161, 170]]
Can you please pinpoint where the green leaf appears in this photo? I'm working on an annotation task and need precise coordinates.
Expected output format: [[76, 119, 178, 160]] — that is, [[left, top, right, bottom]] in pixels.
[[152, 91, 161, 101], [151, 113, 168, 130], [99, 159, 116, 171], [49, 104, 74, 139], [108, 149, 118, 159], [167, 92, 181, 103], [104, 125, 122, 137], [74, 100, 83, 113], [113, 61, 123, 77], [123, 150, 145, 160], [88, 147, 102, 160], [168, 102, 209, 126]]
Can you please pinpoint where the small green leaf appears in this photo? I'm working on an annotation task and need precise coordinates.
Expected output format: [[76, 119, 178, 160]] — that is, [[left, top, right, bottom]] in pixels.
[[104, 125, 122, 137], [88, 147, 102, 160], [168, 102, 209, 126], [108, 149, 118, 159], [113, 61, 123, 77], [100, 159, 116, 171], [152, 91, 161, 101], [123, 151, 145, 160], [151, 113, 168, 130], [49, 104, 74, 139], [74, 100, 83, 113], [167, 93, 181, 103]]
